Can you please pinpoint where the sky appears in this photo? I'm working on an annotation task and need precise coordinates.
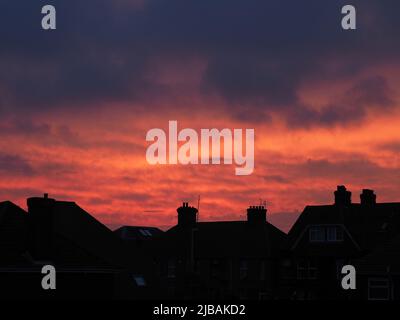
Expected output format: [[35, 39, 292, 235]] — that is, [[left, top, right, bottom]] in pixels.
[[0, 0, 399, 232]]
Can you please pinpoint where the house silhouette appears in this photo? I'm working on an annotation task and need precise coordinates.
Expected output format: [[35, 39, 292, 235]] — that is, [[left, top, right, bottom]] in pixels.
[[1, 186, 400, 300], [282, 186, 400, 300], [144, 203, 286, 299], [0, 195, 150, 299]]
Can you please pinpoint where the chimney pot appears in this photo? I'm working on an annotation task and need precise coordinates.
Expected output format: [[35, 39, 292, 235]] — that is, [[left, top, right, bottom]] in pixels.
[[247, 205, 267, 224], [360, 189, 376, 206], [334, 185, 351, 206], [27, 195, 56, 260], [177, 202, 198, 227]]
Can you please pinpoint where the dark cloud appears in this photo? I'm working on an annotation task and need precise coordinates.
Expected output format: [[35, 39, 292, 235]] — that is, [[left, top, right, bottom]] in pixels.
[[284, 158, 400, 185], [0, 0, 399, 127], [0, 187, 43, 200], [0, 153, 35, 176], [202, 55, 299, 108], [0, 119, 142, 153], [263, 175, 290, 184], [0, 119, 51, 136], [377, 141, 400, 153], [111, 191, 152, 202], [344, 76, 394, 108], [287, 76, 395, 128]]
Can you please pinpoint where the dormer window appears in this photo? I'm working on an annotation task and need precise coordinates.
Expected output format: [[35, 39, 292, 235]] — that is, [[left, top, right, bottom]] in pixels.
[[327, 226, 343, 242], [309, 225, 344, 242], [309, 226, 325, 242]]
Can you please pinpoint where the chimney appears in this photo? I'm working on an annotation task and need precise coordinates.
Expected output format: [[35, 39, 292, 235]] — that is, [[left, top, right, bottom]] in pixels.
[[334, 185, 351, 206], [247, 205, 267, 224], [177, 202, 198, 227], [360, 189, 376, 206], [27, 194, 56, 260]]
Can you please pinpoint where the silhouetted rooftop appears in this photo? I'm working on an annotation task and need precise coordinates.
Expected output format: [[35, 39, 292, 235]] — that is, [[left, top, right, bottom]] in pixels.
[[157, 220, 287, 258], [114, 226, 164, 241], [357, 234, 400, 274], [288, 202, 400, 251]]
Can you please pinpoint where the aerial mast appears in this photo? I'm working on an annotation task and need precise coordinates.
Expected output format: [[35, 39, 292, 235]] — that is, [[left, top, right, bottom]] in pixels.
[[197, 195, 201, 222]]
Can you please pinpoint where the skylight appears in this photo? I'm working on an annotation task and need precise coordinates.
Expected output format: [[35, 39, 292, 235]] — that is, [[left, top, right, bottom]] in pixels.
[[133, 275, 146, 287], [139, 229, 152, 236]]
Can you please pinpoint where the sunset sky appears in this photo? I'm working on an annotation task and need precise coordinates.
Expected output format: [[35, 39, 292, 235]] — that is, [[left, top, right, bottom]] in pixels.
[[1, 0, 399, 231]]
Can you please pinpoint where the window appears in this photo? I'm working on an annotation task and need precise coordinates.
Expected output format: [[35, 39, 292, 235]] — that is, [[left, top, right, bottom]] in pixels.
[[326, 226, 336, 241], [167, 259, 176, 279], [297, 261, 308, 279], [327, 226, 344, 242], [308, 261, 318, 279], [309, 225, 344, 242], [297, 260, 318, 280], [133, 275, 146, 287], [239, 260, 248, 280], [368, 278, 390, 300], [259, 292, 268, 300], [309, 226, 325, 242], [139, 229, 152, 236]]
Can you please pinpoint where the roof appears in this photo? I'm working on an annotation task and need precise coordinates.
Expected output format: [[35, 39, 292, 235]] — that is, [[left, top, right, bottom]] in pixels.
[[0, 201, 28, 266], [155, 220, 287, 259], [0, 198, 154, 297], [356, 234, 400, 274], [0, 201, 27, 223], [288, 203, 400, 251], [49, 200, 152, 271], [47, 201, 122, 268]]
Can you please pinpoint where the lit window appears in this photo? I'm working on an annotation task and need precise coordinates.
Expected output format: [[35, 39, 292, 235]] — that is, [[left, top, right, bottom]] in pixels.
[[368, 278, 390, 300], [309, 226, 325, 242]]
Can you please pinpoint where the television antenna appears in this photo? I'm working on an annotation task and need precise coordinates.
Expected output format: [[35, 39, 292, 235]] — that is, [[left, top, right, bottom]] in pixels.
[[197, 195, 201, 222]]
